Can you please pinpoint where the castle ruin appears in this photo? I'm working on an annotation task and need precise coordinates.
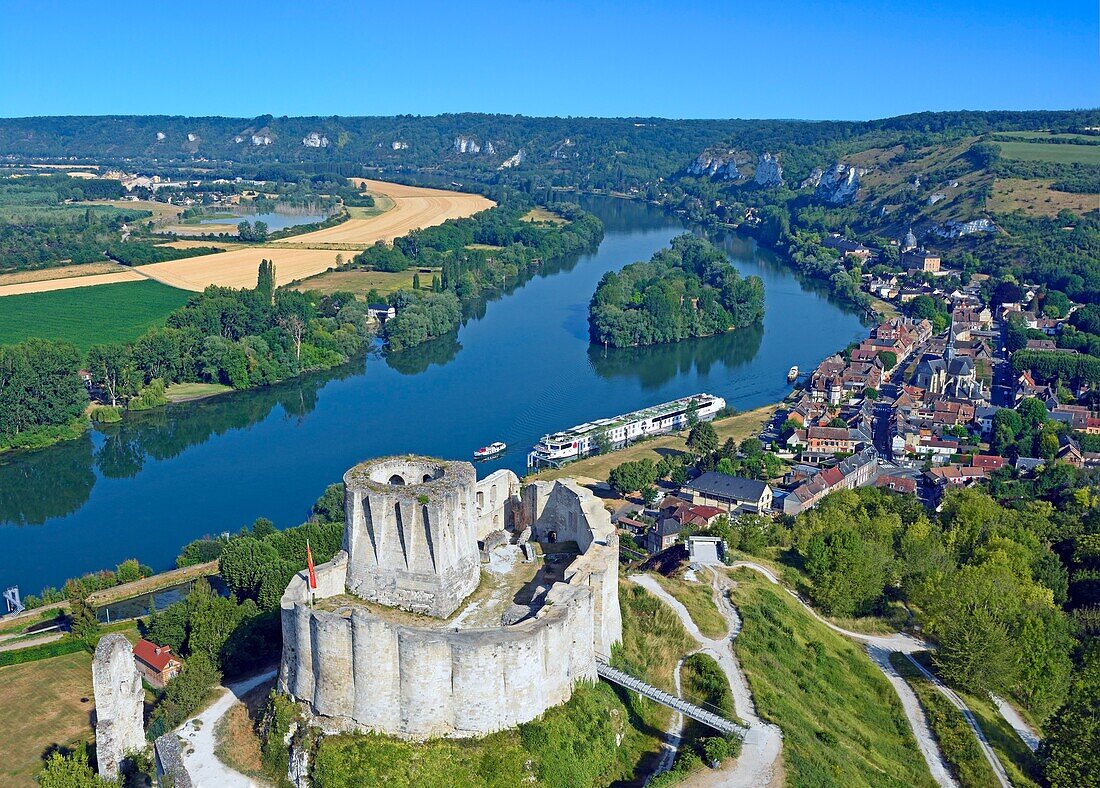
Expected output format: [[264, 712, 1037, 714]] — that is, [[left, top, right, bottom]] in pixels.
[[278, 455, 622, 739], [92, 633, 145, 779]]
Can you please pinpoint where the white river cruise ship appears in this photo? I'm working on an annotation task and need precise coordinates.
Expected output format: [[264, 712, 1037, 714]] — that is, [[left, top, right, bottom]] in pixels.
[[528, 393, 726, 468]]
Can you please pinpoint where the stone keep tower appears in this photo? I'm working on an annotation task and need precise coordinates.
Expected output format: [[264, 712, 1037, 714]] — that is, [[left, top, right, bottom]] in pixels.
[[343, 456, 481, 618], [92, 634, 145, 779]]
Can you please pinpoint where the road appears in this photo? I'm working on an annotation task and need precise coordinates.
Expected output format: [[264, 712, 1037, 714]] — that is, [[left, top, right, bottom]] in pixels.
[[177, 669, 278, 787]]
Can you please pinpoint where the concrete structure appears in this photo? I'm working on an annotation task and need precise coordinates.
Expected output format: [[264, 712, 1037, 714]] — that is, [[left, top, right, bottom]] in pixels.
[[279, 456, 621, 740], [93, 634, 145, 780]]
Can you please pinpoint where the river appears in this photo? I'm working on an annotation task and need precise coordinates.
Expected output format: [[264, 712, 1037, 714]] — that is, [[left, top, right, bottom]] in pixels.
[[0, 196, 867, 595]]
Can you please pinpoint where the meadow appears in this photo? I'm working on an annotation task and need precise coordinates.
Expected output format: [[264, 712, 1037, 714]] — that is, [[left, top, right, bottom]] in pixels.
[[995, 140, 1100, 165], [0, 279, 191, 351]]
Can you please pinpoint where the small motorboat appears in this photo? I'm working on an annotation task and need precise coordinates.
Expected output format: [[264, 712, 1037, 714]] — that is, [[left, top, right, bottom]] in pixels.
[[474, 441, 507, 460], [787, 365, 799, 383]]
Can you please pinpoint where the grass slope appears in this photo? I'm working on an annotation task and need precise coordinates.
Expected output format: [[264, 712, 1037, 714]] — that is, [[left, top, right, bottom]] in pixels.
[[650, 573, 727, 639], [0, 279, 190, 351], [995, 140, 1100, 165], [727, 568, 936, 787]]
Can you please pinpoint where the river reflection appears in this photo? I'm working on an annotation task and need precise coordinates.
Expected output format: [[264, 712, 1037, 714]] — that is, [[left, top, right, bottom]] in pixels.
[[0, 195, 867, 593]]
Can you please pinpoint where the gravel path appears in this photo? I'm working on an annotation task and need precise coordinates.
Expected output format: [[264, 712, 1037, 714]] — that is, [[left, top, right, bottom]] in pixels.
[[992, 694, 1040, 752], [177, 669, 278, 787], [630, 572, 783, 787]]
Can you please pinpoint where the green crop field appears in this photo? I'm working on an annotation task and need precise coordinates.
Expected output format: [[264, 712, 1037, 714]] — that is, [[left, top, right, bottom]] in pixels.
[[996, 140, 1100, 165], [0, 280, 191, 352]]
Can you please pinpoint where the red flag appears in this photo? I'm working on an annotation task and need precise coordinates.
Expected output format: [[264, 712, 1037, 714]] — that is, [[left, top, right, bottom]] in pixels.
[[306, 539, 317, 591]]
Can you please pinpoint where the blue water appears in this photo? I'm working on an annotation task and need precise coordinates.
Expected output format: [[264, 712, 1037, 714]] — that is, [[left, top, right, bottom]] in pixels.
[[196, 210, 328, 231], [0, 196, 867, 595]]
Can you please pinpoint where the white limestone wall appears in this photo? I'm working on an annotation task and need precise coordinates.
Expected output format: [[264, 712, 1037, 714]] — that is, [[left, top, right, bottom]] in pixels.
[[473, 469, 520, 540], [278, 475, 623, 740], [281, 581, 597, 738]]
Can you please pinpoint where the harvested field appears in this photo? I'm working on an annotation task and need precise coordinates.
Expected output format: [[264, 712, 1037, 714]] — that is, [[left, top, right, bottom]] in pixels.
[[0, 269, 144, 297], [159, 239, 246, 251], [292, 179, 493, 247], [136, 181, 492, 291], [140, 246, 344, 291], [95, 199, 184, 224], [0, 261, 128, 287], [293, 268, 433, 296]]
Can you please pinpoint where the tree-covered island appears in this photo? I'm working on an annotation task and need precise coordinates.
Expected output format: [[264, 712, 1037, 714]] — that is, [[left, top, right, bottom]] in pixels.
[[588, 234, 765, 348]]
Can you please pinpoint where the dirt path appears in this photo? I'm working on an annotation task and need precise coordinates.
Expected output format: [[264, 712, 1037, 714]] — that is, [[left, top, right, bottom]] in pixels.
[[991, 694, 1040, 753], [177, 669, 277, 787], [0, 631, 63, 652], [630, 572, 783, 787]]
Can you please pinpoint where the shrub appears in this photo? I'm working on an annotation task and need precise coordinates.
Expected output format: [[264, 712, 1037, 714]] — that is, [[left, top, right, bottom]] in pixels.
[[90, 405, 122, 423]]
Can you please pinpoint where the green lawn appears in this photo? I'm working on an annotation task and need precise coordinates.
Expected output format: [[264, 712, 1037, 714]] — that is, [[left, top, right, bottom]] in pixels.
[[727, 568, 937, 787], [650, 573, 727, 639], [0, 280, 190, 351], [995, 140, 1100, 165]]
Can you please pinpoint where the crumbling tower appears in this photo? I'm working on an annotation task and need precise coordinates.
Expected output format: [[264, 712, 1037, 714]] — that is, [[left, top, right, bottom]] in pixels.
[[343, 456, 481, 617]]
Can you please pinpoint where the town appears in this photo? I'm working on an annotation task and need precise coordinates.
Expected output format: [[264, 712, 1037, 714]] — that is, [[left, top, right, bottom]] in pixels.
[[593, 225, 1099, 558]]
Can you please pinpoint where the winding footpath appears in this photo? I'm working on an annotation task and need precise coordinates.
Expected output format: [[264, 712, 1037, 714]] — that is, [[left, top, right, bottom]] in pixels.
[[630, 572, 783, 787], [725, 562, 1023, 788], [176, 669, 278, 787]]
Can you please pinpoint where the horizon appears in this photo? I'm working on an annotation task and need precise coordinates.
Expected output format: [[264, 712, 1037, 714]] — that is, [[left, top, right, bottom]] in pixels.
[[1, 0, 1096, 120]]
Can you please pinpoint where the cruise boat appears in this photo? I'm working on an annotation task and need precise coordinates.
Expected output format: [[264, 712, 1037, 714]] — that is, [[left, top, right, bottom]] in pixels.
[[787, 365, 799, 383], [528, 393, 726, 468], [474, 442, 506, 460]]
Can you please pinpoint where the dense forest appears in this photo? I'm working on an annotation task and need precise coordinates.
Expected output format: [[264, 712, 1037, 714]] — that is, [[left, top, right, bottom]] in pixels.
[[589, 234, 764, 348]]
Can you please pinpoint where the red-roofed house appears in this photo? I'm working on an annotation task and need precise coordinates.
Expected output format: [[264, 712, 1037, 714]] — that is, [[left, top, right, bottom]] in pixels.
[[133, 639, 183, 687], [970, 455, 1006, 472]]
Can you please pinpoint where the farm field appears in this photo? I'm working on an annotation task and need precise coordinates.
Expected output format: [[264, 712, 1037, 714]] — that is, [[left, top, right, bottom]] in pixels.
[[0, 268, 145, 297], [995, 140, 1100, 165], [293, 179, 493, 246], [292, 268, 434, 296], [140, 246, 344, 291], [137, 180, 492, 291], [989, 178, 1100, 217], [0, 261, 129, 287], [0, 279, 191, 350]]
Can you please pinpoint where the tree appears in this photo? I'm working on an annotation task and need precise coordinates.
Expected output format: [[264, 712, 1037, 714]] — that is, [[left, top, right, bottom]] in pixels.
[[687, 421, 718, 456], [413, 272, 421, 290], [311, 483, 345, 523], [256, 259, 276, 306], [686, 399, 700, 428], [641, 486, 660, 507], [86, 343, 134, 407], [877, 350, 897, 370], [277, 313, 306, 363], [37, 743, 117, 787], [252, 221, 269, 242], [593, 431, 612, 455], [608, 459, 658, 496], [1041, 650, 1100, 787]]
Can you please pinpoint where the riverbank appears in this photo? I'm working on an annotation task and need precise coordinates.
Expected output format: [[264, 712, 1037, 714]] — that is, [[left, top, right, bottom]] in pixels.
[[529, 405, 777, 483]]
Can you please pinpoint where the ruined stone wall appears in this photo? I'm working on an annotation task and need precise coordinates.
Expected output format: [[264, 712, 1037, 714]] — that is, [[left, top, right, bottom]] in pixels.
[[93, 633, 145, 780], [473, 468, 520, 540]]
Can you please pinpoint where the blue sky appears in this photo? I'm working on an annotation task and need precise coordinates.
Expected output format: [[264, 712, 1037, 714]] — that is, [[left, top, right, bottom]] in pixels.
[[1, 0, 1096, 120]]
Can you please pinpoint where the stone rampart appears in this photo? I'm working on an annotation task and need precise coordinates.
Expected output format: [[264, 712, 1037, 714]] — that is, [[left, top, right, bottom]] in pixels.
[[93, 633, 145, 779], [279, 461, 621, 739]]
